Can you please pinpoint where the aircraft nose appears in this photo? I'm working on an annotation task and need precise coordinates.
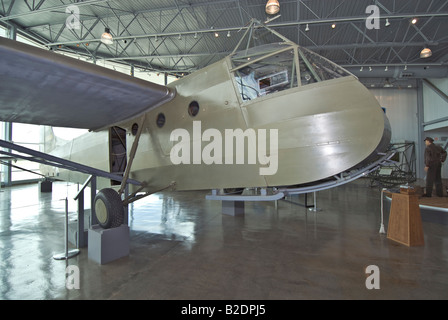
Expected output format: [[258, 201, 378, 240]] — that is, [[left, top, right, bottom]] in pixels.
[[243, 76, 391, 185]]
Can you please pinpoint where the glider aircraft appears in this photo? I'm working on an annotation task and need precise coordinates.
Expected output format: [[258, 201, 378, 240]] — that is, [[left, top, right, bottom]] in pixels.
[[0, 21, 392, 229]]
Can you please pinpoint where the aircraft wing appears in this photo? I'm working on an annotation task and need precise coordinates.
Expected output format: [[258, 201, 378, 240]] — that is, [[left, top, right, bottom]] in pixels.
[[0, 37, 175, 131]]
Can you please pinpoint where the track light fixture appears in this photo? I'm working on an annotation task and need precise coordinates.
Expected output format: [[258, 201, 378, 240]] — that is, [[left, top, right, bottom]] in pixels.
[[265, 0, 280, 15], [420, 47, 432, 58], [101, 28, 113, 45]]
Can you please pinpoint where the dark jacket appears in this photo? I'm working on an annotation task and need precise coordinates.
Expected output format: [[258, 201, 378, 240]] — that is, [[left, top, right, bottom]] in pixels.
[[425, 143, 442, 167]]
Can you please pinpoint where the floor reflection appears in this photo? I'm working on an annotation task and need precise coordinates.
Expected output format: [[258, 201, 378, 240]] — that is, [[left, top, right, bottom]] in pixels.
[[130, 193, 196, 244], [1, 181, 448, 299]]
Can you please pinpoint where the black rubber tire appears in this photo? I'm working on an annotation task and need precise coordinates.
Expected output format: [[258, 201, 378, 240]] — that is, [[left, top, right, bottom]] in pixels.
[[94, 188, 124, 229]]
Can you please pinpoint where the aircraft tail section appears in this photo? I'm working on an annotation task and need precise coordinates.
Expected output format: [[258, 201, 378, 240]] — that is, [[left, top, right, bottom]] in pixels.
[[43, 126, 57, 153]]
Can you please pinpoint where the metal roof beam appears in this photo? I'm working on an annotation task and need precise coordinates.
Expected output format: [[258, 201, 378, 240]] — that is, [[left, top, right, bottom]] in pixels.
[[98, 40, 441, 62], [44, 10, 448, 47], [2, 0, 16, 16], [103, 52, 221, 61], [0, 0, 111, 22], [12, 0, 239, 27]]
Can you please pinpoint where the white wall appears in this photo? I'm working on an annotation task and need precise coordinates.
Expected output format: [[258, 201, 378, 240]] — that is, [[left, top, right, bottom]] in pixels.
[[421, 78, 448, 180], [370, 88, 419, 144], [423, 78, 448, 130], [370, 79, 448, 180], [369, 87, 422, 179]]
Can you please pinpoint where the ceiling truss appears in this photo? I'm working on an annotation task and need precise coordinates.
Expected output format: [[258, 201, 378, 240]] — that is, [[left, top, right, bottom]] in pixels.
[[0, 0, 447, 76]]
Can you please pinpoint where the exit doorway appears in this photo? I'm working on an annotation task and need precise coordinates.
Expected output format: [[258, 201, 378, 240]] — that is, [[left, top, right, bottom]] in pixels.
[[109, 126, 127, 185]]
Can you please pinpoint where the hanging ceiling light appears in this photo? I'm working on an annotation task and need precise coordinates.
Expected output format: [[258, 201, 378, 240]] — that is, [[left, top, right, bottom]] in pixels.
[[420, 47, 432, 58], [305, 24, 310, 31], [101, 28, 113, 45], [265, 0, 280, 15]]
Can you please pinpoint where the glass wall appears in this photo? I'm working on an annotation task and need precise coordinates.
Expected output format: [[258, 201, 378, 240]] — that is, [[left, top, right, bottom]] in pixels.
[[10, 123, 43, 182], [0, 122, 8, 186]]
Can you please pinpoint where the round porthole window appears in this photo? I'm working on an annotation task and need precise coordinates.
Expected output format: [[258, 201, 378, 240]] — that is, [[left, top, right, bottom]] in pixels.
[[156, 113, 166, 128], [131, 123, 138, 136], [188, 101, 200, 117]]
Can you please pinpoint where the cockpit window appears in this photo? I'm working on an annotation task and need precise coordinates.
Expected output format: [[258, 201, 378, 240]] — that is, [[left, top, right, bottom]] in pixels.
[[231, 44, 297, 101], [230, 43, 351, 100], [298, 51, 319, 85], [299, 47, 351, 82]]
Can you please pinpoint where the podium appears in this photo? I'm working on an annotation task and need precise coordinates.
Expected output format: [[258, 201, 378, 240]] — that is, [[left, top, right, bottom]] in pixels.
[[387, 189, 424, 246]]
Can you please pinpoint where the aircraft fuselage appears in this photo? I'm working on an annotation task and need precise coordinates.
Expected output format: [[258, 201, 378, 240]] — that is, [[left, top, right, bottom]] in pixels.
[[43, 43, 391, 194]]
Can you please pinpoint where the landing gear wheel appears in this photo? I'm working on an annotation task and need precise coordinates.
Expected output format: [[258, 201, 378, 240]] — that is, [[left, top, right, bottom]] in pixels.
[[94, 188, 124, 229]]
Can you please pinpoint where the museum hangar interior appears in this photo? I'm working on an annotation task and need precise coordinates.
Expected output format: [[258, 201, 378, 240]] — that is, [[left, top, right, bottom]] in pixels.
[[0, 0, 448, 301]]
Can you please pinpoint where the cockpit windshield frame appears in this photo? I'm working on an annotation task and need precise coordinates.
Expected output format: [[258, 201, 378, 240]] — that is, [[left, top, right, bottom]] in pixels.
[[230, 43, 300, 103], [229, 43, 353, 104]]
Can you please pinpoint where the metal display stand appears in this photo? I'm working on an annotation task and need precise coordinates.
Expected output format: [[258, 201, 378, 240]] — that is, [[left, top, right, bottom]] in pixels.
[[368, 141, 416, 188], [283, 192, 318, 209], [71, 175, 98, 248], [88, 224, 130, 264], [53, 198, 80, 260], [0, 139, 138, 264], [308, 191, 321, 212]]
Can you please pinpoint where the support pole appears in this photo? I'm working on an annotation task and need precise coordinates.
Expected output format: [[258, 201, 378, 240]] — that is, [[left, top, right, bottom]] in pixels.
[[77, 190, 85, 247], [379, 188, 387, 234], [53, 198, 80, 260], [90, 176, 98, 226], [308, 191, 321, 212]]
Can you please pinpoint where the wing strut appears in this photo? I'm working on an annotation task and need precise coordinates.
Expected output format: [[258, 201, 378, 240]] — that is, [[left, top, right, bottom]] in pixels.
[[114, 114, 176, 205], [0, 139, 142, 186]]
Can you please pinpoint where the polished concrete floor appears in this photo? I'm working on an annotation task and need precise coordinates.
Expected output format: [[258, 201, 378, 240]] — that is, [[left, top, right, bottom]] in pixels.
[[1, 180, 448, 300]]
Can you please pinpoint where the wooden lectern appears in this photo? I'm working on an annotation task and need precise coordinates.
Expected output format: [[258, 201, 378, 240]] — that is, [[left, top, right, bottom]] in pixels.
[[387, 188, 424, 246]]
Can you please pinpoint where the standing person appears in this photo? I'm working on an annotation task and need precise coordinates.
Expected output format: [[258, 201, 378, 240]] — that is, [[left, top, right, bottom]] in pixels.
[[423, 137, 443, 197]]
